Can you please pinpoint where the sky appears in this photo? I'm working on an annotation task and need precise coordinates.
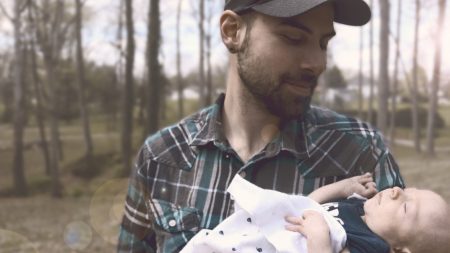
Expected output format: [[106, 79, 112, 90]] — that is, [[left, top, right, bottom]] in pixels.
[[1, 0, 449, 84]]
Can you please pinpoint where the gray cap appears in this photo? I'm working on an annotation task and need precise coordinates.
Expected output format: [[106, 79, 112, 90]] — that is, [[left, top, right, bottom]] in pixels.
[[224, 0, 371, 26]]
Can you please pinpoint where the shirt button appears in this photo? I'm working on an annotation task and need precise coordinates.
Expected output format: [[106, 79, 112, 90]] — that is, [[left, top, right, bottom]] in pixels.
[[225, 154, 230, 159], [168, 219, 177, 227], [239, 171, 246, 178]]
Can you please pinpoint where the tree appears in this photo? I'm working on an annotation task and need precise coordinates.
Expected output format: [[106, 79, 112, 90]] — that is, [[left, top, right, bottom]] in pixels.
[[113, 0, 125, 131], [26, 10, 51, 176], [176, 0, 184, 118], [411, 0, 422, 152], [324, 65, 347, 89], [198, 0, 206, 106], [146, 0, 161, 137], [121, 0, 135, 175], [1, 0, 29, 196], [358, 27, 364, 119], [389, 0, 403, 143], [204, 0, 214, 107], [377, 0, 390, 134], [426, 0, 447, 156], [75, 0, 94, 162], [0, 54, 14, 123], [368, 0, 375, 125], [30, 0, 74, 197]]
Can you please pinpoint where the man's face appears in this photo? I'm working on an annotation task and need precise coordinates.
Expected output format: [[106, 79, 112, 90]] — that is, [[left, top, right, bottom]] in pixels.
[[364, 187, 447, 248], [236, 3, 335, 119]]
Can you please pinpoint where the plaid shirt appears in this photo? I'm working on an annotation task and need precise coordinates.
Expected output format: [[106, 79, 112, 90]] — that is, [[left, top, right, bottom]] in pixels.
[[117, 94, 404, 253]]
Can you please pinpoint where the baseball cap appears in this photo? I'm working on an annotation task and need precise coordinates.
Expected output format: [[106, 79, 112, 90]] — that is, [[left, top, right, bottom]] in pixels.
[[224, 0, 371, 26]]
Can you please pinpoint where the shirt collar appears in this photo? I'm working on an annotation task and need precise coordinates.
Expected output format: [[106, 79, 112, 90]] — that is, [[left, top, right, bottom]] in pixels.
[[189, 94, 228, 149], [189, 93, 312, 158]]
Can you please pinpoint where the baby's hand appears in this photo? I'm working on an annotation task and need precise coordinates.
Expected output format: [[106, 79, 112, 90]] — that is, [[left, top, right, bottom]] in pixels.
[[285, 211, 331, 247], [340, 173, 377, 199]]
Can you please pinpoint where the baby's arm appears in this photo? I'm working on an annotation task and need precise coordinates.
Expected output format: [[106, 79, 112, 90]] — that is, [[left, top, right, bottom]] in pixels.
[[308, 173, 378, 204]]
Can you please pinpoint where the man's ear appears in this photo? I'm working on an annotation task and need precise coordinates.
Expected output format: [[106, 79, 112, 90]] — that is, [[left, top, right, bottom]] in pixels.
[[220, 10, 246, 54]]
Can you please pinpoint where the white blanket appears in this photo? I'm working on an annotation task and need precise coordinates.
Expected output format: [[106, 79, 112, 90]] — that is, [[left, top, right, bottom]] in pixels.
[[181, 175, 346, 253]]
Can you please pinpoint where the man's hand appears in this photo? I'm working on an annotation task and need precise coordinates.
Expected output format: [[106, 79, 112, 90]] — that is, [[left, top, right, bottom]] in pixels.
[[285, 210, 332, 253]]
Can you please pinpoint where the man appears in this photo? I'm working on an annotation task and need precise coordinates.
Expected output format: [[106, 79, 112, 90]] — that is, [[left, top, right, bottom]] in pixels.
[[117, 0, 404, 252]]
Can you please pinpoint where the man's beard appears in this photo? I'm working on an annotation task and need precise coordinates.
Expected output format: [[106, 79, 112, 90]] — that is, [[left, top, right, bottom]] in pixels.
[[236, 31, 318, 120]]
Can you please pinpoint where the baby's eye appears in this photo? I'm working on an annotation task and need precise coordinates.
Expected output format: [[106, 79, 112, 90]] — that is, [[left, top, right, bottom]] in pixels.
[[404, 203, 407, 213]]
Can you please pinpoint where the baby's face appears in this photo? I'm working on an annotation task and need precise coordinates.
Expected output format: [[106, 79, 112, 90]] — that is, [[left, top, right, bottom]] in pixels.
[[363, 187, 446, 249]]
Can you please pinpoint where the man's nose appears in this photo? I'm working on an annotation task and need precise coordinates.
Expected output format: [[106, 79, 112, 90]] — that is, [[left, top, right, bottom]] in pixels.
[[298, 46, 326, 76]]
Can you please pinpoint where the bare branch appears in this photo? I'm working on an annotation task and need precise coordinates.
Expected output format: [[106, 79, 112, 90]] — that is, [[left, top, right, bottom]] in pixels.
[[19, 0, 28, 14], [0, 2, 13, 22]]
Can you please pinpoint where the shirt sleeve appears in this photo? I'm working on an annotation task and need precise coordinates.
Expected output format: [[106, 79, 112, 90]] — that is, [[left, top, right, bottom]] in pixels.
[[117, 147, 157, 253], [370, 133, 405, 190]]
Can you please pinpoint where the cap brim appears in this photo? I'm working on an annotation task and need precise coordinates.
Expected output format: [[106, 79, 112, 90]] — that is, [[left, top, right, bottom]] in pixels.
[[251, 0, 371, 26]]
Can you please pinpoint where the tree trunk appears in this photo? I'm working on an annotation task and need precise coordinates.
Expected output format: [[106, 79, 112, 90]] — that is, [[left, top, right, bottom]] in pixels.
[[12, 0, 28, 196], [44, 60, 63, 197], [30, 0, 68, 197], [176, 0, 184, 118], [368, 0, 375, 125], [411, 0, 421, 152], [146, 0, 161, 136], [389, 0, 402, 144], [75, 0, 94, 161], [205, 2, 213, 106], [121, 0, 135, 175], [206, 33, 212, 106], [377, 0, 390, 134], [358, 27, 363, 119], [112, 0, 125, 132], [198, 0, 206, 106], [426, 0, 446, 156], [29, 35, 51, 176]]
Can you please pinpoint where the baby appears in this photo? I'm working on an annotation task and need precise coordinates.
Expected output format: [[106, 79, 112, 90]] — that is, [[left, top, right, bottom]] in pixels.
[[286, 173, 450, 253], [181, 173, 450, 253]]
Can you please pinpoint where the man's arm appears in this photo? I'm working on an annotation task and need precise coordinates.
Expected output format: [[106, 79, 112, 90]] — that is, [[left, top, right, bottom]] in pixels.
[[117, 148, 157, 253], [308, 173, 377, 204]]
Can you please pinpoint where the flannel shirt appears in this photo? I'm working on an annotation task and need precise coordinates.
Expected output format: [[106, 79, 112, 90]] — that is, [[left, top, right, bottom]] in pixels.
[[117, 94, 404, 253]]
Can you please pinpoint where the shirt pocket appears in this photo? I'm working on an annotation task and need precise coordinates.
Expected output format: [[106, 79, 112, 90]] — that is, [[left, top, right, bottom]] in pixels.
[[148, 199, 202, 234]]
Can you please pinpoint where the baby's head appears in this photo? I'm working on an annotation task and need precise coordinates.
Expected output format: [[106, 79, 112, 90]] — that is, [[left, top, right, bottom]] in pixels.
[[363, 187, 450, 253]]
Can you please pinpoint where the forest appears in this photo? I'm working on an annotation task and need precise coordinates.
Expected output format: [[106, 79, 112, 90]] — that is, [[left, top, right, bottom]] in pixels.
[[0, 0, 449, 252]]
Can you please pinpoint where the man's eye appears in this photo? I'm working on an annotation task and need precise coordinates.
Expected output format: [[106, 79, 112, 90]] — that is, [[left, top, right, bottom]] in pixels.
[[282, 34, 304, 44]]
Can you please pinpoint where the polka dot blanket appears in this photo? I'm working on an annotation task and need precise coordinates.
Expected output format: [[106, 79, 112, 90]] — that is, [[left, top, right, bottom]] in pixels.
[[181, 175, 346, 253]]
